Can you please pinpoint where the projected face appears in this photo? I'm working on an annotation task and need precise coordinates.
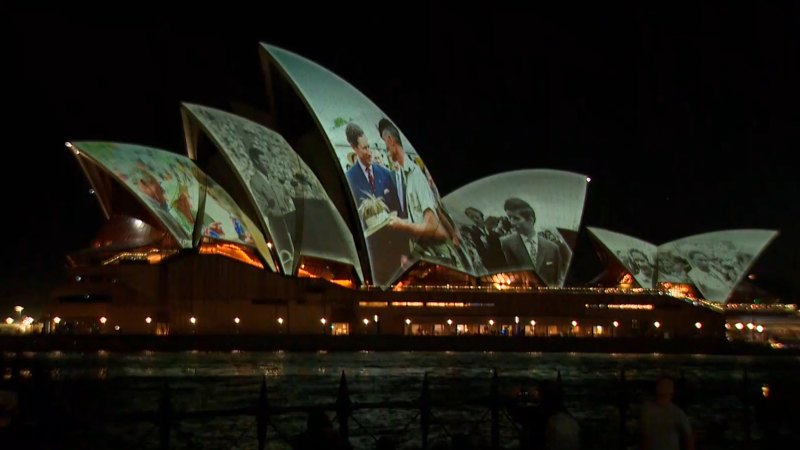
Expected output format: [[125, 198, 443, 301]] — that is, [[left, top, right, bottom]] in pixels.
[[506, 206, 535, 236], [630, 249, 653, 276], [382, 129, 404, 167], [251, 150, 271, 177], [353, 135, 371, 166], [688, 251, 710, 271], [465, 208, 484, 225]]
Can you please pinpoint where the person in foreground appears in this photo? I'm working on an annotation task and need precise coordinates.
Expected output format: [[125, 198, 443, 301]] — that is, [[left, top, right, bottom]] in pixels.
[[640, 376, 695, 450], [540, 382, 580, 450]]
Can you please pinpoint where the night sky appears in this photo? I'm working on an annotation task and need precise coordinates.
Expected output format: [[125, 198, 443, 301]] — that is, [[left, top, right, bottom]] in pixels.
[[3, 5, 799, 314]]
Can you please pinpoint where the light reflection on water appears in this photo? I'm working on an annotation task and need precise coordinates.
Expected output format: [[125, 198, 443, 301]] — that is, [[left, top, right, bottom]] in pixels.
[[1, 351, 798, 449]]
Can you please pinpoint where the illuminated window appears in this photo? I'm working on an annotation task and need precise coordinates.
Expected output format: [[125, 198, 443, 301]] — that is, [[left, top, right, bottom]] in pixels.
[[331, 323, 349, 335], [358, 302, 388, 307]]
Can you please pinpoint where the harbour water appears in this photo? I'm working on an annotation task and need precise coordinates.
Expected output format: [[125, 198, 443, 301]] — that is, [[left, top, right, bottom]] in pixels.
[[2, 350, 799, 449]]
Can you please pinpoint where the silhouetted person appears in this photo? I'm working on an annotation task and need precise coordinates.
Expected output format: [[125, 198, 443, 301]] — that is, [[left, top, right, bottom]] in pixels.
[[506, 384, 545, 449], [375, 435, 397, 450], [290, 408, 351, 450], [539, 381, 580, 450], [640, 376, 694, 450]]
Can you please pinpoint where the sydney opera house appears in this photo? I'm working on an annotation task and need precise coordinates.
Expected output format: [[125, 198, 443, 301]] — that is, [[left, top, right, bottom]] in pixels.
[[45, 44, 783, 339]]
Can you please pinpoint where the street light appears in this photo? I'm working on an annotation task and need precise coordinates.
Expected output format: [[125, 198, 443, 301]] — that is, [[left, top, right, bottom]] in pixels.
[[320, 317, 327, 334], [14, 306, 23, 321]]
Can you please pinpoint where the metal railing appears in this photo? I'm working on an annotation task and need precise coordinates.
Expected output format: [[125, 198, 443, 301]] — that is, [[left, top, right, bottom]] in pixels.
[[1, 364, 796, 449]]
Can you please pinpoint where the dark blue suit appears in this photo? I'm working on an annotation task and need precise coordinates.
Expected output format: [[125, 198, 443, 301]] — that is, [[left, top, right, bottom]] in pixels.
[[346, 162, 402, 215]]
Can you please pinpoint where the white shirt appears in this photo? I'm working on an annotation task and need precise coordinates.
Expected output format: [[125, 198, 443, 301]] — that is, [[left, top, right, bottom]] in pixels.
[[357, 160, 373, 187]]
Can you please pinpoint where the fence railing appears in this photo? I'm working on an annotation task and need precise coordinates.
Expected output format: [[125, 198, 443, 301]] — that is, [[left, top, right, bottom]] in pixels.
[[1, 364, 796, 449]]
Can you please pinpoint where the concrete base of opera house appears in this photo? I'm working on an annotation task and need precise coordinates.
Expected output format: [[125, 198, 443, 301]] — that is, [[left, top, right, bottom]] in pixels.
[[0, 334, 792, 355]]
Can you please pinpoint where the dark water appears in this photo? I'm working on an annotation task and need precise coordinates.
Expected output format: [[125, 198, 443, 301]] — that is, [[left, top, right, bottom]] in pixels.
[[1, 351, 799, 449]]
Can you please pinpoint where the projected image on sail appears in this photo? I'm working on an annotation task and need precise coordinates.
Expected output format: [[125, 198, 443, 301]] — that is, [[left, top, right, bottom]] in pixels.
[[443, 170, 588, 286], [183, 103, 362, 279], [587, 227, 657, 289], [263, 45, 467, 287], [72, 141, 202, 248], [658, 229, 778, 303]]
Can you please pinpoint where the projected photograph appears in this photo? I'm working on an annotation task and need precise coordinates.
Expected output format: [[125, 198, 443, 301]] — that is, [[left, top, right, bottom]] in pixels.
[[183, 104, 362, 278], [264, 45, 466, 286], [443, 170, 588, 286], [202, 178, 259, 246], [73, 142, 201, 248], [658, 230, 778, 303], [587, 227, 657, 288], [655, 249, 693, 285]]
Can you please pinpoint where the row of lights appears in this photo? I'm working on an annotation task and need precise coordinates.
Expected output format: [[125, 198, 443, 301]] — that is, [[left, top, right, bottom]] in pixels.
[[4, 317, 35, 325], [729, 322, 766, 333], [46, 315, 709, 332], [49, 316, 287, 327], [398, 317, 706, 331]]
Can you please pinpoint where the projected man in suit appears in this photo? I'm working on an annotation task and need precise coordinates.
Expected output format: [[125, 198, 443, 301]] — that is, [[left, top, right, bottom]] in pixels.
[[344, 122, 400, 216], [464, 206, 506, 272], [500, 198, 567, 286]]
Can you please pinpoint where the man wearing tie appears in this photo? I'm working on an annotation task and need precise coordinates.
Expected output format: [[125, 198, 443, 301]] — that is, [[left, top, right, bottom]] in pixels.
[[499, 197, 568, 287], [344, 122, 401, 216], [464, 206, 506, 273]]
